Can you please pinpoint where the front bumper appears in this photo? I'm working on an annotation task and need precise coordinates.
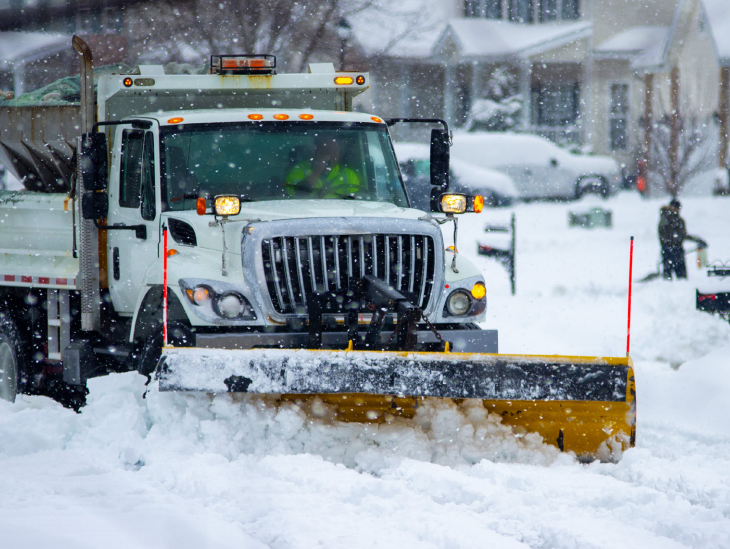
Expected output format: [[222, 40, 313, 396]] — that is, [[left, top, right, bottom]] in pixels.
[[195, 328, 498, 354]]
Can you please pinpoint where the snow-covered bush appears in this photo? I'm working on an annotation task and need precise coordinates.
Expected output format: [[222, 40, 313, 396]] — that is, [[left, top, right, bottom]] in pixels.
[[466, 67, 523, 132]]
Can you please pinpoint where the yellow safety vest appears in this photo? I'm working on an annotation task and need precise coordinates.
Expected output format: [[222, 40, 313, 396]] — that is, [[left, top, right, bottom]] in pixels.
[[285, 162, 360, 198]]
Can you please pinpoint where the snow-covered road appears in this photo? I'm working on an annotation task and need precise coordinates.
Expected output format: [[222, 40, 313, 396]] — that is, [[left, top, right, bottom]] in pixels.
[[1, 193, 729, 548]]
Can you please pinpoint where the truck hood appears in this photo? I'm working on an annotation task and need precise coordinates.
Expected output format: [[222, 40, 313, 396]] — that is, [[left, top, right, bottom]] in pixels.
[[164, 200, 432, 254]]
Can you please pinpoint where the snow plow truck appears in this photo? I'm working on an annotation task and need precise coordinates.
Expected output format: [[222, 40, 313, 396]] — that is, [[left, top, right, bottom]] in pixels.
[[0, 36, 635, 460]]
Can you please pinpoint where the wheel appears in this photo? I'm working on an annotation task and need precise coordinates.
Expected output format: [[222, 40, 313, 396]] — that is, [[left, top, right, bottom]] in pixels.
[[137, 322, 194, 377], [576, 176, 608, 199], [0, 313, 25, 402]]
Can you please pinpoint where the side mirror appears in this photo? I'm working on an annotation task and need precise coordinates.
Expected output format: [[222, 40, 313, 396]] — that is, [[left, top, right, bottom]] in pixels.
[[79, 132, 108, 191], [430, 129, 450, 189], [81, 191, 108, 220]]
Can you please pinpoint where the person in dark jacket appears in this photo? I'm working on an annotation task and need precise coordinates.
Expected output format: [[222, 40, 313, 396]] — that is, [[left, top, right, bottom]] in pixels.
[[658, 199, 687, 279]]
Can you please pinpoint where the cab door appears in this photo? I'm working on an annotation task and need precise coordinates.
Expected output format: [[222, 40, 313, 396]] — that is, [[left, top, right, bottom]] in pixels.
[[106, 125, 161, 315]]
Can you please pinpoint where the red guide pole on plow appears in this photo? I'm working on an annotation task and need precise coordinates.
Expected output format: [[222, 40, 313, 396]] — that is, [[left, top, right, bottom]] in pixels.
[[163, 224, 168, 347], [627, 236, 634, 356]]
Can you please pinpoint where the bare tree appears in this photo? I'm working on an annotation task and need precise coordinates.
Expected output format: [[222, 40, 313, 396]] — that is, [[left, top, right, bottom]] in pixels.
[[124, 0, 431, 73], [647, 68, 719, 198], [648, 110, 717, 198]]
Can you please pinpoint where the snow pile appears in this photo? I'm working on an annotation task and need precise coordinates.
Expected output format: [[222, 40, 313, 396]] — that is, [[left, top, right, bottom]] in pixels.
[[0, 372, 562, 471], [1, 193, 730, 547]]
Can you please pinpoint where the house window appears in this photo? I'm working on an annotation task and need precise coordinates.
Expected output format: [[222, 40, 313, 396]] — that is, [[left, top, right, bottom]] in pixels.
[[509, 0, 534, 23], [538, 0, 559, 21], [464, 0, 503, 18], [609, 83, 629, 150], [466, 0, 578, 21], [534, 84, 579, 126], [561, 0, 580, 20]]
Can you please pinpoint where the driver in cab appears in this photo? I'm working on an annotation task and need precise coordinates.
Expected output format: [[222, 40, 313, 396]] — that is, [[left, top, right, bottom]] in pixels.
[[285, 136, 361, 199]]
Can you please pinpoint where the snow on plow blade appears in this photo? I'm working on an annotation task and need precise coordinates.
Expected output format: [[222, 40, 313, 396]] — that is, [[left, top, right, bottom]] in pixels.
[[157, 348, 636, 459]]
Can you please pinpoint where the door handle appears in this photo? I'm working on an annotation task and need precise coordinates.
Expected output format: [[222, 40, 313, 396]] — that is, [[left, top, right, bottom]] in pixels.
[[113, 247, 120, 280], [93, 220, 147, 239]]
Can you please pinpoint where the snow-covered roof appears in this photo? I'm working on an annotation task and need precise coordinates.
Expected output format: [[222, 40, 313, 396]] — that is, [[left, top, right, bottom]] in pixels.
[[435, 20, 592, 59], [348, 0, 452, 59], [701, 0, 730, 67], [594, 26, 668, 59], [0, 32, 70, 70]]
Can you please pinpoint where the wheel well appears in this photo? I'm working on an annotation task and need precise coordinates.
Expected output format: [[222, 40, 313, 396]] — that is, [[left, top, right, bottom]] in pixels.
[[576, 175, 609, 196], [132, 286, 189, 346]]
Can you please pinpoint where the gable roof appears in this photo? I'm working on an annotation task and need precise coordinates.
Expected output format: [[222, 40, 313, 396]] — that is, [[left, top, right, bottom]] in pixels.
[[701, 0, 730, 66], [594, 26, 669, 59], [434, 19, 591, 59]]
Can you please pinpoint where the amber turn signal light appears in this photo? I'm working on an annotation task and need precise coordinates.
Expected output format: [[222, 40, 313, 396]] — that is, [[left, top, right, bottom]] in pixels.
[[196, 197, 207, 215], [471, 283, 486, 300], [473, 195, 484, 213]]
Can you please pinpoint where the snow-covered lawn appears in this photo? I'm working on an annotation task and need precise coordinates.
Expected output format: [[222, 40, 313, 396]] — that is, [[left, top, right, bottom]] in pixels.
[[1, 193, 729, 548]]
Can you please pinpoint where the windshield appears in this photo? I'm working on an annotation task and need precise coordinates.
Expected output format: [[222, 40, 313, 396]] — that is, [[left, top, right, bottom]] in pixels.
[[160, 122, 408, 210]]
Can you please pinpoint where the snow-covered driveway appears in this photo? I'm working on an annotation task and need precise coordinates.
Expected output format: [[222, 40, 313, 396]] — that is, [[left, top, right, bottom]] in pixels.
[[1, 193, 729, 548]]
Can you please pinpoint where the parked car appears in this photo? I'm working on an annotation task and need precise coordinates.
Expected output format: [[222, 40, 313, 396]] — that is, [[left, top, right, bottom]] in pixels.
[[393, 142, 519, 210], [450, 132, 623, 201]]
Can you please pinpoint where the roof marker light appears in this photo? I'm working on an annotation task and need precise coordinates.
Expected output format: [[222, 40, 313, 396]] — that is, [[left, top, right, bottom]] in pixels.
[[334, 76, 354, 85], [371, 116, 383, 123], [211, 55, 276, 75], [248, 114, 264, 120], [273, 114, 289, 120], [299, 113, 314, 120], [167, 117, 184, 124]]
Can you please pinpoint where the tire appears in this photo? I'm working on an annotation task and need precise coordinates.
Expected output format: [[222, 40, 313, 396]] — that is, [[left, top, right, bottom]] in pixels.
[[0, 313, 25, 403], [576, 176, 609, 199], [137, 321, 194, 378]]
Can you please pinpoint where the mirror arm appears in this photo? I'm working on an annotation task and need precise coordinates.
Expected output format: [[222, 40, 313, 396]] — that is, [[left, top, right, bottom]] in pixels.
[[384, 118, 450, 134], [92, 119, 153, 133]]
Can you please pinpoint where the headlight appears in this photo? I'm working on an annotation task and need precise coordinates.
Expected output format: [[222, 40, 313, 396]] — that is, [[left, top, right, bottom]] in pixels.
[[214, 195, 241, 216], [446, 290, 471, 316], [440, 194, 467, 214], [213, 291, 246, 319]]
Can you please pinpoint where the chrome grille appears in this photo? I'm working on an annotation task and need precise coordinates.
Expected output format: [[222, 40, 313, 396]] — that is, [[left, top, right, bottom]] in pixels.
[[261, 234, 436, 315]]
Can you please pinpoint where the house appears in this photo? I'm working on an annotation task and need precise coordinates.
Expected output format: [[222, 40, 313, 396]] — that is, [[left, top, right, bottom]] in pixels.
[[0, 32, 72, 97], [631, 0, 730, 194], [356, 0, 691, 178]]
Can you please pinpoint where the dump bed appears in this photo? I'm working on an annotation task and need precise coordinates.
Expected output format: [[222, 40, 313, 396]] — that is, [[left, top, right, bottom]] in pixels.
[[0, 190, 78, 289]]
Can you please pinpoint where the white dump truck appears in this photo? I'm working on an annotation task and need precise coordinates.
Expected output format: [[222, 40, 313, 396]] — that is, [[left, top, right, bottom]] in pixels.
[[0, 37, 493, 402], [0, 37, 635, 460]]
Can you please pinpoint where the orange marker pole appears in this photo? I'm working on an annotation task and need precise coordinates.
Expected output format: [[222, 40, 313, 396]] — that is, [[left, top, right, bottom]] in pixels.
[[627, 236, 634, 357], [163, 224, 168, 348]]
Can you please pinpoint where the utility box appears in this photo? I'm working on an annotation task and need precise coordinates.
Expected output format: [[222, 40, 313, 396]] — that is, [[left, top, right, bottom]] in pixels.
[[568, 207, 612, 229]]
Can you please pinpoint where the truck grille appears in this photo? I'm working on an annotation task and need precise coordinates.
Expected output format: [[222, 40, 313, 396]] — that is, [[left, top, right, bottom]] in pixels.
[[261, 234, 436, 315]]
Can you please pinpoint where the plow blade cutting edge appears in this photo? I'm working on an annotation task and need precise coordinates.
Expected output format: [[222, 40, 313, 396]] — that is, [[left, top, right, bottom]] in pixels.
[[157, 348, 636, 459]]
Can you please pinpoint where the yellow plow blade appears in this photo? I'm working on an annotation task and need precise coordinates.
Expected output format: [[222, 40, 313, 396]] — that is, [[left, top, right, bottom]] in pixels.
[[157, 348, 636, 460]]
